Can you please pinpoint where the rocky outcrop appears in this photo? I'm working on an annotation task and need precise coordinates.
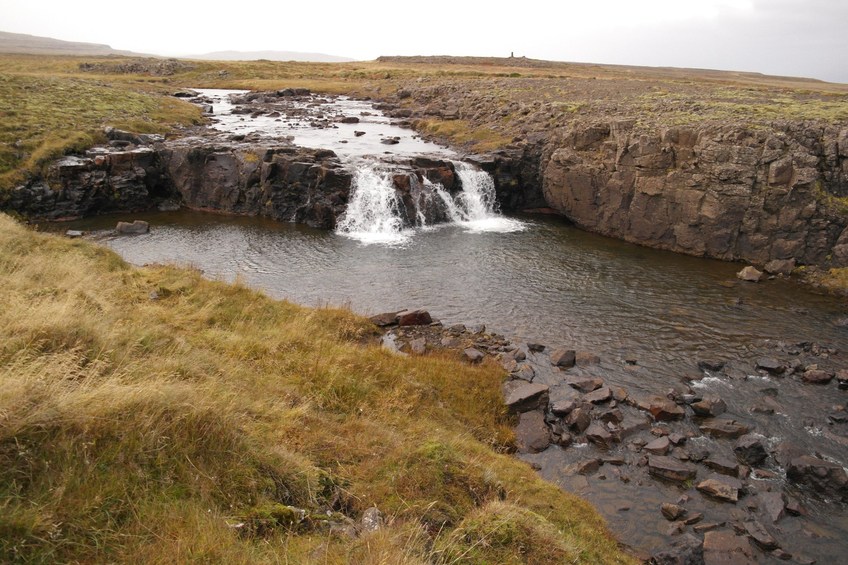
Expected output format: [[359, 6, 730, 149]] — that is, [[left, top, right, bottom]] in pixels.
[[158, 141, 351, 228], [541, 122, 848, 267], [5, 148, 168, 220], [4, 134, 476, 230]]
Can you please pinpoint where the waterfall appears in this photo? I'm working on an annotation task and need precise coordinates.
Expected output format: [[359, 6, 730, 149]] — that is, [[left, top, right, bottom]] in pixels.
[[453, 161, 499, 221], [336, 160, 524, 244], [335, 164, 411, 244]]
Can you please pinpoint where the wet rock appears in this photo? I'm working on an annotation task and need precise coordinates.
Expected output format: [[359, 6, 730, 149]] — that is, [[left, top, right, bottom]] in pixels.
[[755, 357, 786, 375], [837, 369, 848, 390], [577, 458, 602, 475], [764, 258, 795, 275], [786, 455, 848, 501], [734, 434, 768, 466], [116, 220, 149, 234], [666, 521, 686, 536], [648, 456, 697, 483], [750, 396, 782, 415], [527, 342, 545, 352], [703, 530, 755, 565], [585, 423, 615, 448], [742, 520, 778, 550], [644, 436, 671, 455], [397, 309, 433, 326], [551, 399, 577, 416], [698, 360, 726, 372], [504, 382, 550, 413], [550, 348, 576, 368], [575, 351, 601, 365], [699, 418, 750, 439], [514, 364, 535, 381], [650, 533, 703, 565], [691, 396, 727, 417], [683, 513, 704, 525], [515, 411, 551, 453], [661, 503, 687, 521], [737, 266, 763, 282], [644, 396, 686, 421], [597, 407, 623, 424], [463, 348, 484, 363], [565, 376, 604, 393], [361, 507, 383, 533], [801, 368, 833, 384], [697, 478, 740, 503], [758, 491, 785, 523], [693, 522, 723, 534], [704, 456, 739, 477], [557, 431, 574, 448], [339, 116, 360, 124], [566, 408, 592, 433], [583, 386, 612, 404]]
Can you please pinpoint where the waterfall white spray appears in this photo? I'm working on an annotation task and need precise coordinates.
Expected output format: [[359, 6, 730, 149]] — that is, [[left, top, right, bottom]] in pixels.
[[336, 164, 411, 244], [453, 162, 499, 221], [336, 160, 524, 244]]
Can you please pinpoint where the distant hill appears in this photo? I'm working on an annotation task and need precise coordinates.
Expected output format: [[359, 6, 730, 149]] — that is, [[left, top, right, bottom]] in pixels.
[[0, 30, 141, 56], [185, 50, 354, 63]]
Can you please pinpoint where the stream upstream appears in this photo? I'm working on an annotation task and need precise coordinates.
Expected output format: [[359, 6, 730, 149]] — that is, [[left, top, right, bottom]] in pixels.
[[57, 90, 848, 562]]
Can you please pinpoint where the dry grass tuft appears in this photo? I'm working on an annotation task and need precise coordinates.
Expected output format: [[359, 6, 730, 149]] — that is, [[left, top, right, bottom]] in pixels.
[[0, 213, 633, 563]]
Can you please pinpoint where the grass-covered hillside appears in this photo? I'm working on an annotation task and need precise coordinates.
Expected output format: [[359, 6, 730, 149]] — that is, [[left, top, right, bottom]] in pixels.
[[0, 214, 634, 564]]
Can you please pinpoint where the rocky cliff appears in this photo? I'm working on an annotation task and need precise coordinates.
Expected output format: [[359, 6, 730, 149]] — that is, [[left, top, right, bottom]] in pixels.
[[539, 122, 848, 267], [3, 133, 468, 230]]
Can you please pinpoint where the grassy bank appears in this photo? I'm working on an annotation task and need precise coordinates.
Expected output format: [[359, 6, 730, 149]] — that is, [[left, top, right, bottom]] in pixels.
[[0, 213, 633, 564]]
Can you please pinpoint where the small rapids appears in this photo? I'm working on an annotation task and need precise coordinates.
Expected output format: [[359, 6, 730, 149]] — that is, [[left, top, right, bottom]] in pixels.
[[335, 160, 525, 244]]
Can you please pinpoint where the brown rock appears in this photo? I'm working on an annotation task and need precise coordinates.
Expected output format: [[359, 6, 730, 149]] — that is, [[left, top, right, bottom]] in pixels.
[[697, 478, 740, 502], [703, 531, 756, 565], [397, 309, 433, 326], [463, 348, 484, 363], [515, 411, 550, 454], [691, 396, 727, 417], [743, 520, 778, 550], [737, 266, 763, 282], [661, 503, 686, 521], [116, 219, 149, 234], [369, 311, 401, 326], [550, 348, 576, 368], [648, 456, 697, 483], [566, 408, 592, 433], [801, 369, 834, 384], [699, 418, 750, 439], [786, 455, 848, 501], [504, 382, 550, 413], [583, 386, 612, 404], [647, 397, 686, 421], [644, 436, 671, 455], [585, 423, 615, 448]]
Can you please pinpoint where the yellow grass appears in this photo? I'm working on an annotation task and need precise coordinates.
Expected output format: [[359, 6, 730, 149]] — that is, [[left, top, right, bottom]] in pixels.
[[0, 213, 634, 564]]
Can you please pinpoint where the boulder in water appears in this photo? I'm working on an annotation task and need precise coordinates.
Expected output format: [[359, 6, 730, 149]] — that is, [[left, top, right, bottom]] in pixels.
[[737, 266, 763, 282], [397, 309, 432, 326], [116, 220, 149, 235]]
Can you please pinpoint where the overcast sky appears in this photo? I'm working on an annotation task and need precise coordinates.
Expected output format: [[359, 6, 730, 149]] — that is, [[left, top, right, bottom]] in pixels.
[[2, 0, 846, 82]]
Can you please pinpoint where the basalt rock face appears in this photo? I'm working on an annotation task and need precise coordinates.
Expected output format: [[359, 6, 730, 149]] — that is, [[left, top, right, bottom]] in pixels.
[[4, 135, 471, 231], [5, 148, 168, 220], [158, 141, 352, 229], [541, 122, 848, 266]]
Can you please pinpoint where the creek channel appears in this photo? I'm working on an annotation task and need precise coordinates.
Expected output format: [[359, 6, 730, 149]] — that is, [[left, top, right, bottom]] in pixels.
[[59, 90, 848, 562]]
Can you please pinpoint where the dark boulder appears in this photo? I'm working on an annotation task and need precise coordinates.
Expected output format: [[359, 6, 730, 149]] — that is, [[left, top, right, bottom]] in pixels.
[[786, 455, 848, 501], [515, 411, 551, 453], [734, 434, 768, 466]]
